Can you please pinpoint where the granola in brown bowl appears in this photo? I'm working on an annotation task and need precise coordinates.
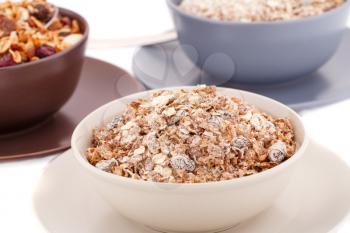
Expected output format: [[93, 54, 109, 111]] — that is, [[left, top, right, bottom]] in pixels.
[[0, 0, 83, 68], [87, 86, 297, 183]]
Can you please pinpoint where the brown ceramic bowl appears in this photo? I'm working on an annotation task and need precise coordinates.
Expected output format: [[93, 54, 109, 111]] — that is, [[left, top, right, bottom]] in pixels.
[[0, 8, 89, 134]]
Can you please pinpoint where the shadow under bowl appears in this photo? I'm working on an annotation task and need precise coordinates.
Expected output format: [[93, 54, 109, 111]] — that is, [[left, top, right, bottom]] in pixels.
[[167, 0, 350, 84], [0, 7, 89, 134]]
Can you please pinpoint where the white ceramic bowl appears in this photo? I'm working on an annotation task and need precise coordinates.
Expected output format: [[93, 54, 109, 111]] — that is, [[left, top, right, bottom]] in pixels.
[[72, 87, 309, 233]]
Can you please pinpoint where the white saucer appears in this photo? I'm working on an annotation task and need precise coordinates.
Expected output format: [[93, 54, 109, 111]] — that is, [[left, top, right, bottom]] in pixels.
[[33, 141, 350, 233], [133, 30, 350, 111]]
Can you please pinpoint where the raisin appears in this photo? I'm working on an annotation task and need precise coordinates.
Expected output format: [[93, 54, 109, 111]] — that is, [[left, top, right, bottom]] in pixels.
[[233, 136, 249, 149], [268, 141, 287, 163], [170, 155, 196, 172], [0, 53, 16, 68], [33, 4, 52, 23], [60, 16, 72, 26], [35, 44, 56, 58]]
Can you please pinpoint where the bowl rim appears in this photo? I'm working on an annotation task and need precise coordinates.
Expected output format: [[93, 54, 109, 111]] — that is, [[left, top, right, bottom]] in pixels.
[[166, 0, 350, 26], [0, 7, 89, 71], [72, 86, 309, 189]]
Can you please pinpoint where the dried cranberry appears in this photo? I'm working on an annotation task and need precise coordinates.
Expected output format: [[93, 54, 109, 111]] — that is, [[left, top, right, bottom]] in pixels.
[[35, 45, 56, 58], [10, 44, 22, 51], [33, 4, 53, 23], [60, 16, 72, 26], [0, 15, 16, 36], [0, 53, 16, 68]]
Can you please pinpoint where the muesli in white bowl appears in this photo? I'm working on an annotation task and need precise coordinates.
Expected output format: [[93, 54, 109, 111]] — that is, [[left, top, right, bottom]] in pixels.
[[72, 86, 308, 233], [87, 86, 297, 183]]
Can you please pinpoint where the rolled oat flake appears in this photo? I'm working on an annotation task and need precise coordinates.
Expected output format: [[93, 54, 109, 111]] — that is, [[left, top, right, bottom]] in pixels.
[[268, 141, 287, 163], [107, 116, 124, 130]]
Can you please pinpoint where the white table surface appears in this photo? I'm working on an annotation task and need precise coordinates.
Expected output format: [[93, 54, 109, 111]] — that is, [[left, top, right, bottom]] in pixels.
[[1, 1, 350, 232]]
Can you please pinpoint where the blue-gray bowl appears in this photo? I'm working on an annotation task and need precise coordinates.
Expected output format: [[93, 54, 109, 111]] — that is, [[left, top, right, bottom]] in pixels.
[[167, 0, 350, 84]]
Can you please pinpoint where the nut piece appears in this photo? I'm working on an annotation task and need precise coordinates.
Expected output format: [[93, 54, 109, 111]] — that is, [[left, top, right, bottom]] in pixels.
[[151, 94, 174, 107], [95, 158, 117, 172], [9, 49, 21, 63], [0, 15, 16, 37], [63, 34, 83, 47], [268, 141, 287, 163], [171, 155, 195, 172]]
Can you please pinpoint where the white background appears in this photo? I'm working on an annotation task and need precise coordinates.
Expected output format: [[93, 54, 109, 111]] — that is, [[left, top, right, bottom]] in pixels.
[[1, 0, 350, 232]]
